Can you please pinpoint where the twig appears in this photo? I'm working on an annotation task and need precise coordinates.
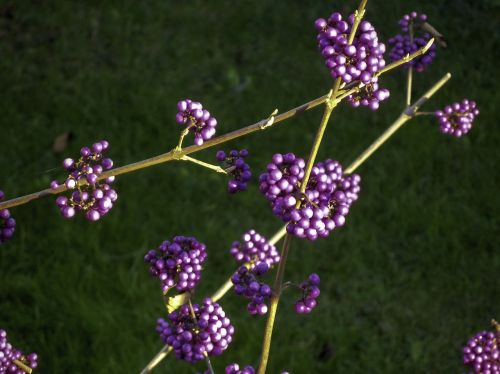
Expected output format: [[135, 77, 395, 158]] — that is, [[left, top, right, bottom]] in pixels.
[[406, 22, 414, 106], [187, 300, 215, 374], [256, 234, 292, 374], [344, 72, 451, 174], [375, 38, 434, 77], [180, 155, 227, 174], [13, 359, 32, 374], [140, 345, 173, 374]]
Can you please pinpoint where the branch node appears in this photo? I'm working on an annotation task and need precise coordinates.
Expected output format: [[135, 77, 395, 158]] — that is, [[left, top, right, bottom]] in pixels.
[[259, 109, 279, 130]]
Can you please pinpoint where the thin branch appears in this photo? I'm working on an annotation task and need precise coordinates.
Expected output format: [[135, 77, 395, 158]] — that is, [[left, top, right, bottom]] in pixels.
[[140, 345, 173, 374], [257, 234, 293, 374], [187, 300, 215, 374], [344, 72, 451, 174], [180, 155, 227, 174], [13, 359, 32, 374], [406, 22, 414, 106], [375, 38, 434, 77]]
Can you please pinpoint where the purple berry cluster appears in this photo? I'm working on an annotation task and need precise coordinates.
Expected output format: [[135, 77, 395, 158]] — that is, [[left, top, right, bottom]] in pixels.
[[51, 140, 117, 221], [225, 363, 256, 374], [398, 11, 428, 32], [144, 236, 207, 294], [0, 191, 15, 245], [347, 79, 390, 110], [260, 155, 360, 241], [436, 99, 479, 137], [258, 152, 305, 220], [315, 12, 386, 84], [156, 298, 234, 363], [294, 273, 321, 314], [230, 230, 280, 268], [225, 364, 289, 374], [338, 173, 361, 207], [388, 12, 436, 72], [0, 329, 38, 373], [463, 322, 500, 373], [176, 100, 217, 146], [231, 262, 272, 316], [216, 150, 252, 194]]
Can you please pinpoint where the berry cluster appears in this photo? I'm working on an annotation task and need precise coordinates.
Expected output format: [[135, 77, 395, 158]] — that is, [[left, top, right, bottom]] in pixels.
[[225, 363, 256, 374], [347, 79, 390, 110], [315, 12, 386, 84], [144, 236, 207, 294], [216, 150, 252, 194], [225, 364, 289, 374], [229, 229, 280, 268], [398, 11, 428, 32], [294, 273, 321, 314], [258, 153, 305, 222], [435, 99, 479, 137], [51, 141, 117, 221], [176, 100, 217, 146], [463, 322, 500, 373], [231, 262, 272, 316], [156, 298, 234, 363], [0, 329, 38, 373], [259, 155, 360, 241], [0, 191, 15, 245], [388, 12, 436, 72], [338, 173, 361, 207]]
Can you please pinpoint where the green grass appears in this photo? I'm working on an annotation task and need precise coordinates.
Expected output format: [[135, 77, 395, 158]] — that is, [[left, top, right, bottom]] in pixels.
[[0, 0, 498, 373]]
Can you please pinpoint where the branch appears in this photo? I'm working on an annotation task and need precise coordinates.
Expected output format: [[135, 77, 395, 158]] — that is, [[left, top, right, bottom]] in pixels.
[[140, 345, 173, 374], [0, 39, 432, 212], [343, 72, 451, 174], [376, 38, 434, 77]]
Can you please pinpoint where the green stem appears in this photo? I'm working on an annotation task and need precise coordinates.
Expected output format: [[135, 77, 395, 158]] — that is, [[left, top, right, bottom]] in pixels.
[[256, 234, 292, 374]]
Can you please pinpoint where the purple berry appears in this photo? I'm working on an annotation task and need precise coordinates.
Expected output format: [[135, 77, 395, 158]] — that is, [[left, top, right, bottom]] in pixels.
[[0, 328, 39, 372], [294, 274, 321, 314], [215, 149, 252, 194], [157, 298, 234, 364], [0, 191, 16, 245], [144, 236, 207, 294], [176, 100, 217, 145], [315, 12, 386, 85], [231, 263, 272, 316], [230, 229, 280, 268], [463, 321, 500, 373], [435, 99, 479, 137], [52, 140, 117, 221]]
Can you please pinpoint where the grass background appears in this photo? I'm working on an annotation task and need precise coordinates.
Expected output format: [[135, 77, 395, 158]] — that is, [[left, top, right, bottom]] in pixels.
[[0, 0, 498, 373]]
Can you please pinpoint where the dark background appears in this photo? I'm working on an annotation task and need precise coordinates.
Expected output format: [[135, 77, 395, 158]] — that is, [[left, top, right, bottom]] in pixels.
[[0, 0, 498, 373]]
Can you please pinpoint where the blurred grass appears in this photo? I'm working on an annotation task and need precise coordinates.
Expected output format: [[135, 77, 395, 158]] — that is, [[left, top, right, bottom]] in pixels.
[[0, 0, 499, 373]]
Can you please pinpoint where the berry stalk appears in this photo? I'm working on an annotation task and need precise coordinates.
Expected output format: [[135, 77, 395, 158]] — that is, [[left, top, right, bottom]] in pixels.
[[406, 22, 414, 106], [257, 2, 370, 373], [257, 234, 292, 374], [13, 359, 33, 373], [180, 155, 227, 174]]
